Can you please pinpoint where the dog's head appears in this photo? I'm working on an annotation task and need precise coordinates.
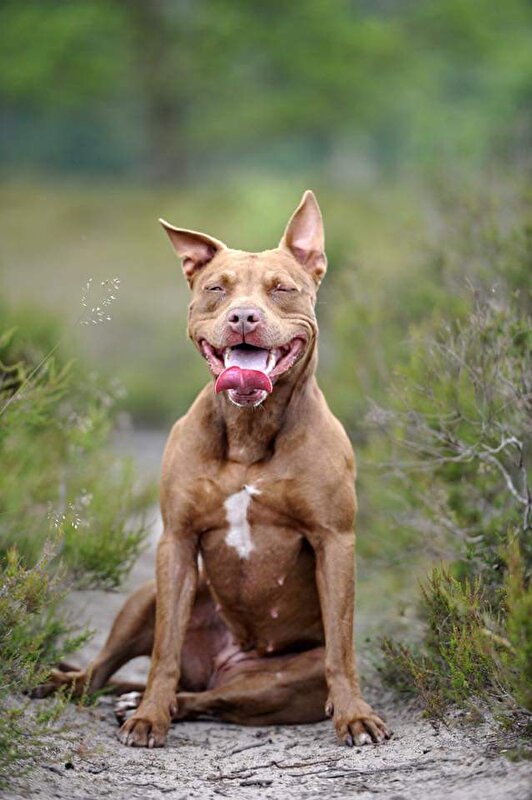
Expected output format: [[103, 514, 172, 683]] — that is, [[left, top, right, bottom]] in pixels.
[[160, 190, 326, 408]]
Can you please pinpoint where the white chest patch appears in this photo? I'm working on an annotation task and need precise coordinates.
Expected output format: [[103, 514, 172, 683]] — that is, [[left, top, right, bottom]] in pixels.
[[224, 484, 261, 559]]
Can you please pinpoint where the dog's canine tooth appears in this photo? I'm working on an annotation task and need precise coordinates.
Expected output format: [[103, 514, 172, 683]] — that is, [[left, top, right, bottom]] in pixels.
[[265, 350, 276, 374]]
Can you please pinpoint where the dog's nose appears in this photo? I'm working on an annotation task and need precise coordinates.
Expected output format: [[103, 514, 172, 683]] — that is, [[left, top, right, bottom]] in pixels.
[[227, 307, 263, 336]]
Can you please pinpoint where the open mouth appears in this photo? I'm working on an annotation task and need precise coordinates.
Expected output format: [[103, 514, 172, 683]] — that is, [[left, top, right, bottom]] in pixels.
[[200, 338, 307, 406]]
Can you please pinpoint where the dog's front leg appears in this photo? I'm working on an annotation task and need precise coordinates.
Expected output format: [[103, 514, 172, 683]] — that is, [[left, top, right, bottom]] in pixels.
[[118, 530, 198, 748], [314, 530, 390, 746]]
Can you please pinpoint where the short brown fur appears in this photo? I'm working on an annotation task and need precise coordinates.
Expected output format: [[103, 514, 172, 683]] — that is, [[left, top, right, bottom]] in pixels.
[[35, 191, 389, 749]]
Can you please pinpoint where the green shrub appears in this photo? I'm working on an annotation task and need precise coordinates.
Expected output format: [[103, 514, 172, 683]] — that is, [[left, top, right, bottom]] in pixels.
[[376, 285, 531, 725], [503, 537, 532, 711], [0, 545, 89, 785], [0, 312, 153, 782], [0, 322, 152, 586], [382, 543, 532, 728]]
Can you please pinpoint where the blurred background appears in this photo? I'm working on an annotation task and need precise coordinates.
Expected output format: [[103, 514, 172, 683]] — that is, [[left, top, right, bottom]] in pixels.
[[0, 1, 531, 734], [1, 0, 530, 423]]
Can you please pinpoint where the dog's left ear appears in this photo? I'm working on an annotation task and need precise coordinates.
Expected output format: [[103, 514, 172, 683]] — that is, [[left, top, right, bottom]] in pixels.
[[159, 219, 226, 285], [279, 190, 327, 285]]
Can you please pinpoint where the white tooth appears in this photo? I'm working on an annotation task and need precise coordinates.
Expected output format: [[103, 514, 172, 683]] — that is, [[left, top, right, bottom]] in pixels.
[[224, 348, 231, 367], [265, 351, 276, 375]]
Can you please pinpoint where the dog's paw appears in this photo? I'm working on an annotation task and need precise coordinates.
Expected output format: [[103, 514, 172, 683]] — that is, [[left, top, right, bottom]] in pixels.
[[30, 666, 87, 699], [114, 691, 143, 724], [326, 695, 391, 746], [117, 709, 170, 748]]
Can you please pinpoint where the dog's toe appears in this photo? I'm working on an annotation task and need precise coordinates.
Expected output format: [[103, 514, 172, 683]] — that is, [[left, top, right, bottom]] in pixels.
[[114, 691, 143, 724], [118, 714, 168, 748]]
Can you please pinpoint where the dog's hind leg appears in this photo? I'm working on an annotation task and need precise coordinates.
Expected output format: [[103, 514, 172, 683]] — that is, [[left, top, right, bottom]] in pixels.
[[114, 580, 231, 724], [173, 646, 328, 726], [32, 581, 156, 698]]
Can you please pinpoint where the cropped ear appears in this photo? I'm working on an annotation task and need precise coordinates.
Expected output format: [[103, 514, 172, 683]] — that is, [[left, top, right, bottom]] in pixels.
[[279, 190, 327, 284], [159, 219, 226, 284]]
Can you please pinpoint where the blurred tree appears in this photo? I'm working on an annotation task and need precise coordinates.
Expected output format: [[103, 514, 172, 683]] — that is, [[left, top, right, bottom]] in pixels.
[[126, 0, 189, 181], [0, 1, 129, 108], [0, 0, 530, 179]]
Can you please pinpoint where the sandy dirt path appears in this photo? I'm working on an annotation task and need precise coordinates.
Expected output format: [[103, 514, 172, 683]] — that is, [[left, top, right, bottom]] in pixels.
[[5, 687, 531, 800], [3, 430, 530, 800]]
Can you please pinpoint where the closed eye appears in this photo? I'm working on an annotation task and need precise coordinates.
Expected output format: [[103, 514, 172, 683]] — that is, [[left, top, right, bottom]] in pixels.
[[272, 283, 297, 293], [205, 285, 225, 293]]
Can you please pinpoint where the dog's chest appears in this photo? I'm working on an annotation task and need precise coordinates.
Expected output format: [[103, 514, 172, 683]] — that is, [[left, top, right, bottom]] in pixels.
[[199, 480, 308, 588], [222, 483, 261, 559]]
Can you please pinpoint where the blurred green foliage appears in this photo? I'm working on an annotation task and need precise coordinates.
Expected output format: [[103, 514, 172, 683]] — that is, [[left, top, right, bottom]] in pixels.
[[382, 548, 532, 724], [0, 0, 530, 178], [375, 266, 531, 723], [0, 545, 88, 785], [0, 314, 153, 585], [0, 315, 154, 779]]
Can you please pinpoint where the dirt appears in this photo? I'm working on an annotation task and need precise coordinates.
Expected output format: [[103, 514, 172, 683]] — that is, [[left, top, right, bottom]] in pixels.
[[3, 430, 531, 800], [4, 691, 531, 800]]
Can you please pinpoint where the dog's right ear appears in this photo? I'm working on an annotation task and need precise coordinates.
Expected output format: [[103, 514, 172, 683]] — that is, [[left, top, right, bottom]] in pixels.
[[159, 219, 226, 284]]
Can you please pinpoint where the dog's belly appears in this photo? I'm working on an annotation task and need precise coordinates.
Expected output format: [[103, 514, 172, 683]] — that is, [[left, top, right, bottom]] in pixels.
[[200, 521, 323, 655]]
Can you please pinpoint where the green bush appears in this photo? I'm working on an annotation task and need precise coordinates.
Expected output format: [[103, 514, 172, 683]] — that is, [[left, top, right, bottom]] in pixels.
[[0, 319, 152, 586], [0, 545, 89, 785], [0, 312, 153, 782], [503, 537, 532, 712], [382, 555, 531, 722], [375, 285, 531, 725]]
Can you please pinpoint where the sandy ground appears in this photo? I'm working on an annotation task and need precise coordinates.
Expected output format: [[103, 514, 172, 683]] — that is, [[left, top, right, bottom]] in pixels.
[[4, 688, 532, 800], [3, 430, 531, 800]]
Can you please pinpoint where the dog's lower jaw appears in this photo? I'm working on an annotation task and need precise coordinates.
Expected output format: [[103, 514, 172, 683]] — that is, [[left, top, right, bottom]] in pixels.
[[227, 388, 269, 408]]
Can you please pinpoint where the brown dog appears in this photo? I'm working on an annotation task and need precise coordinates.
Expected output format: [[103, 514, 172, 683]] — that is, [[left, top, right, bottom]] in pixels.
[[37, 191, 389, 748]]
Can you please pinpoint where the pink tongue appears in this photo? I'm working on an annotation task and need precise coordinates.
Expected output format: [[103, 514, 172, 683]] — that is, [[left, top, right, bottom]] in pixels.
[[215, 366, 273, 395]]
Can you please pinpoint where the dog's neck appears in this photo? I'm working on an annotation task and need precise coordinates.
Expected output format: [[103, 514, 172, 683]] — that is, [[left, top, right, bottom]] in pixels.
[[213, 346, 318, 465]]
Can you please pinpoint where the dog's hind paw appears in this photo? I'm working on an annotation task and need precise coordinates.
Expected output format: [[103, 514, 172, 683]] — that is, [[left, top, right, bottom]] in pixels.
[[114, 691, 143, 724], [30, 665, 87, 699]]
